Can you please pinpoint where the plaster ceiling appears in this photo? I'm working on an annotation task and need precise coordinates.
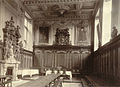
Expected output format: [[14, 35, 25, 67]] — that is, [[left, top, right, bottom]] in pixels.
[[21, 0, 99, 20]]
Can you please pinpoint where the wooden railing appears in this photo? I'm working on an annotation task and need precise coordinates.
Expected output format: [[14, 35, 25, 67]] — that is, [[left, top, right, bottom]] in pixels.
[[92, 34, 120, 81]]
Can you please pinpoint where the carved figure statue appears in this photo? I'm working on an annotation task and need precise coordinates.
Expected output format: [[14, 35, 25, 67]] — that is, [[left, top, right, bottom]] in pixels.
[[9, 45, 14, 59], [111, 26, 118, 39]]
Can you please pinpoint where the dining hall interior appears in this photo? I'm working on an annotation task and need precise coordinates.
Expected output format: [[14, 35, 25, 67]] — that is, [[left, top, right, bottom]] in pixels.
[[0, 0, 120, 87]]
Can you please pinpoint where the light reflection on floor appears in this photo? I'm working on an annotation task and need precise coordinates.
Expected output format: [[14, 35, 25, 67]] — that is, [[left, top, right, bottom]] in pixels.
[[62, 82, 82, 87]]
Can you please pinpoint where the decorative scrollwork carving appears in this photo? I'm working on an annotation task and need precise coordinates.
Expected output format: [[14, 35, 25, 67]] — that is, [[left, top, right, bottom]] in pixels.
[[3, 17, 21, 61]]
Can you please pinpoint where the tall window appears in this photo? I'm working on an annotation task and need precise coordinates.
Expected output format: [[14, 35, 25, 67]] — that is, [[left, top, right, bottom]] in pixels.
[[24, 12, 33, 50], [94, 9, 101, 51], [102, 0, 112, 45], [94, 19, 99, 51], [24, 18, 28, 45]]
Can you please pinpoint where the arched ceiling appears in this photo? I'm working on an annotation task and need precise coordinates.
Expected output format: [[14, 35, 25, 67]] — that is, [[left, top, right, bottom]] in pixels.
[[21, 0, 99, 20]]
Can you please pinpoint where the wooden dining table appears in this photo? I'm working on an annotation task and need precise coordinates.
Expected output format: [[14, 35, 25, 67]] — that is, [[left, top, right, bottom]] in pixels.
[[17, 74, 61, 87]]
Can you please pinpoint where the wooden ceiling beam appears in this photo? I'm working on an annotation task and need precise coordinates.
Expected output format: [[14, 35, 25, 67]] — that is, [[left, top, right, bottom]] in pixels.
[[23, 0, 96, 5]]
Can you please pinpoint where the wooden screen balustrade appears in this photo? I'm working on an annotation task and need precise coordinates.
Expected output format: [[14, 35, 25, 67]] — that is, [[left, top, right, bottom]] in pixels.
[[92, 34, 120, 81], [33, 45, 91, 74]]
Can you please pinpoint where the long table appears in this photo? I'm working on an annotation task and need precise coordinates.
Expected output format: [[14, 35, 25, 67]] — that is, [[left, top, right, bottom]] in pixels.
[[46, 70, 72, 80], [17, 74, 61, 87]]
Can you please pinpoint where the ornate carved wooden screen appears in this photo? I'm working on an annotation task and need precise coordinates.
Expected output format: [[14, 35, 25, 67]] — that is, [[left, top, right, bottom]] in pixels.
[[55, 28, 70, 45], [3, 17, 21, 62]]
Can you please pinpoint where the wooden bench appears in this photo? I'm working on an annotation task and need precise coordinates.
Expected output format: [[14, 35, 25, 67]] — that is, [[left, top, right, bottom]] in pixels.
[[0, 75, 12, 87]]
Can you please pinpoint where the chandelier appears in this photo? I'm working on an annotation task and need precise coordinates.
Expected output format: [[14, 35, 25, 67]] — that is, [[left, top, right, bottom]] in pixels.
[[58, 9, 67, 15], [53, 5, 70, 15]]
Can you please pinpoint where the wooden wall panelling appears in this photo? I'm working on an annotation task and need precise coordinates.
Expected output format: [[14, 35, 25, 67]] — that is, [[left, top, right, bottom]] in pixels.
[[113, 49, 116, 79], [20, 49, 33, 69], [69, 51, 72, 69], [33, 45, 91, 73], [34, 51, 39, 67], [107, 50, 110, 79], [115, 47, 118, 79], [0, 42, 3, 60], [110, 49, 113, 78], [79, 52, 82, 70], [118, 46, 120, 79], [44, 50, 47, 67], [65, 51, 69, 68], [92, 35, 120, 81], [52, 50, 55, 67]]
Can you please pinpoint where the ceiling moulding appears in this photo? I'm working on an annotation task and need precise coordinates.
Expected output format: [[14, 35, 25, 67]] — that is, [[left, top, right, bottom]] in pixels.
[[23, 0, 96, 5], [5, 0, 18, 10], [31, 9, 94, 13], [35, 19, 89, 28], [33, 14, 91, 21]]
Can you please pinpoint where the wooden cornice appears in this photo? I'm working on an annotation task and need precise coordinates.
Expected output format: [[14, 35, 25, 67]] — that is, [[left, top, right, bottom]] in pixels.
[[33, 14, 91, 21], [23, 0, 97, 5], [33, 45, 91, 50]]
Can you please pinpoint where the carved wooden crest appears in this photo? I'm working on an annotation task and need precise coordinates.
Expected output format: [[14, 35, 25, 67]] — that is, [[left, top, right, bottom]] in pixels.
[[55, 28, 71, 45]]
